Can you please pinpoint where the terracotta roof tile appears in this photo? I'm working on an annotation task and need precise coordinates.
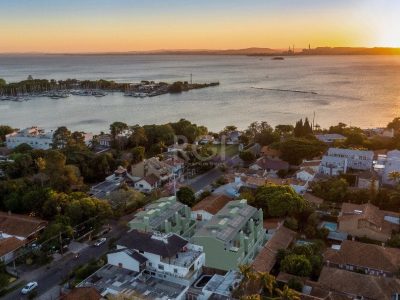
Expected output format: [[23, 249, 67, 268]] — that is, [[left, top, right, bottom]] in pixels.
[[0, 212, 47, 239], [323, 240, 400, 274], [0, 237, 25, 257], [192, 194, 232, 215], [252, 225, 296, 272], [318, 267, 400, 300]]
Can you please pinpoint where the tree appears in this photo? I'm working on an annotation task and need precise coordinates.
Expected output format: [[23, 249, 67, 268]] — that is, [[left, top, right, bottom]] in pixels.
[[0, 125, 13, 142], [311, 178, 348, 202], [239, 150, 256, 162], [176, 186, 196, 207], [275, 285, 301, 300], [131, 146, 145, 164], [387, 117, 400, 131], [257, 271, 276, 296], [107, 188, 145, 213], [168, 81, 184, 93], [129, 126, 148, 147], [252, 184, 306, 217], [275, 124, 294, 136], [0, 78, 6, 87], [273, 137, 326, 165], [52, 126, 71, 149], [280, 254, 312, 277]]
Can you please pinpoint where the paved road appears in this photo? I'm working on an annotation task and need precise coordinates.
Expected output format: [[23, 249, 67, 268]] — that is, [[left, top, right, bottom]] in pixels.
[[187, 167, 223, 192], [3, 223, 127, 300]]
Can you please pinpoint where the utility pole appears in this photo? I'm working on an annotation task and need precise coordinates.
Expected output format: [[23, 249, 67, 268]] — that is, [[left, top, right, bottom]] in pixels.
[[190, 73, 193, 85]]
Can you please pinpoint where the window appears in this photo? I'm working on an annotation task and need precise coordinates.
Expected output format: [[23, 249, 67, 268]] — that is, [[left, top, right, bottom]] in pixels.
[[174, 268, 178, 273], [158, 264, 164, 270], [139, 250, 144, 254], [148, 262, 152, 267]]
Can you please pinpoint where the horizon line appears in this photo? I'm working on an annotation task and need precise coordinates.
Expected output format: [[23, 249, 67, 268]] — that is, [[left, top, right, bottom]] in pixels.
[[1, 45, 400, 55]]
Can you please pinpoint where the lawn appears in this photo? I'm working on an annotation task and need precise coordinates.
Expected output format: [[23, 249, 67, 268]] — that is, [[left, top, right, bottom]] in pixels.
[[209, 144, 239, 158]]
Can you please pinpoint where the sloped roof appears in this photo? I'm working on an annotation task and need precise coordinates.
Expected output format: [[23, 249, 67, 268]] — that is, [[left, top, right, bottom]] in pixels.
[[0, 212, 47, 238], [339, 203, 399, 236], [323, 240, 400, 273], [253, 158, 289, 171], [318, 267, 400, 300], [0, 237, 25, 257], [118, 229, 188, 257], [252, 225, 296, 272], [299, 160, 321, 168], [192, 194, 232, 215], [142, 173, 160, 186], [108, 247, 148, 264], [303, 193, 324, 205]]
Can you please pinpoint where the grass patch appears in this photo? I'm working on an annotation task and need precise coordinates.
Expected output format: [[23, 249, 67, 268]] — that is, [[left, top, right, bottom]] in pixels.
[[209, 144, 239, 158]]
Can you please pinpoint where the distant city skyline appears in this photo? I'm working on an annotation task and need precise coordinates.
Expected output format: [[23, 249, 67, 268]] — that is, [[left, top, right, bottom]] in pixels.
[[0, 0, 399, 53]]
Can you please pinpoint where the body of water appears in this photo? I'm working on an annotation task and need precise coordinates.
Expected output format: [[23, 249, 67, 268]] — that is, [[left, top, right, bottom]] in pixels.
[[1, 54, 400, 133]]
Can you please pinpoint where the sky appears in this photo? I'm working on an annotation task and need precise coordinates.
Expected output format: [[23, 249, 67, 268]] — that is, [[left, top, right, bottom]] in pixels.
[[0, 0, 399, 53]]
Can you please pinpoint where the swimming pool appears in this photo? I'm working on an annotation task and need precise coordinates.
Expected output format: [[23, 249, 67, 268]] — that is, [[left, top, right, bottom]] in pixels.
[[320, 221, 338, 232]]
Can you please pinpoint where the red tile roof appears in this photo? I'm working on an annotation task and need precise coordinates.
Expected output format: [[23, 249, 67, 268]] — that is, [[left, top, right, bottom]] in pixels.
[[192, 194, 232, 215], [0, 212, 47, 239], [0, 237, 25, 257]]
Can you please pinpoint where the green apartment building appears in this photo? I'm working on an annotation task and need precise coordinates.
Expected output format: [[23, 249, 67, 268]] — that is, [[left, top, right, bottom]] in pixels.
[[128, 196, 196, 238], [191, 199, 266, 271]]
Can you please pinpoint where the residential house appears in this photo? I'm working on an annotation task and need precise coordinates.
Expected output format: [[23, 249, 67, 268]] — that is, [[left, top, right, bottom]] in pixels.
[[191, 194, 232, 221], [0, 212, 47, 241], [299, 159, 321, 173], [6, 126, 53, 150], [90, 166, 134, 199], [128, 196, 196, 238], [96, 134, 112, 148], [303, 193, 324, 208], [189, 270, 242, 300], [325, 148, 374, 171], [78, 263, 188, 299], [114, 230, 205, 286], [338, 203, 400, 242], [296, 167, 316, 182], [191, 199, 266, 271], [382, 150, 400, 186], [315, 133, 346, 144], [252, 223, 296, 273], [131, 157, 175, 183], [317, 266, 400, 300], [0, 236, 25, 264], [197, 135, 215, 145], [133, 174, 159, 193], [319, 155, 348, 176], [260, 146, 281, 160], [249, 157, 289, 175], [225, 131, 241, 144], [356, 170, 379, 190], [324, 240, 400, 277], [287, 178, 309, 195]]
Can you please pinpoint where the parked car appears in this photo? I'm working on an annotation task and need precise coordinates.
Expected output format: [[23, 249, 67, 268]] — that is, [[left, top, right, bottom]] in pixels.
[[94, 237, 107, 247], [21, 282, 38, 294]]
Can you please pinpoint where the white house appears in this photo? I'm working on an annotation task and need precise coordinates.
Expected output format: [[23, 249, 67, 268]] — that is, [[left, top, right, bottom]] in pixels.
[[382, 150, 400, 186], [325, 148, 374, 171], [296, 168, 316, 182], [6, 126, 53, 150], [319, 155, 348, 176], [134, 174, 159, 193], [114, 230, 205, 286]]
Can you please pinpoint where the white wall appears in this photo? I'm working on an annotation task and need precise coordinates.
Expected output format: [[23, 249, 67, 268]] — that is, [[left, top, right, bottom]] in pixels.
[[107, 251, 140, 272]]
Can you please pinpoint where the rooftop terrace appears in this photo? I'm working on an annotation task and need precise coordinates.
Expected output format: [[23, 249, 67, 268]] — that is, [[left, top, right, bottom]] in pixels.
[[194, 199, 260, 242], [78, 264, 187, 299]]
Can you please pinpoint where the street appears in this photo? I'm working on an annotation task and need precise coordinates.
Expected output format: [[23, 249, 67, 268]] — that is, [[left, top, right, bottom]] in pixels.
[[2, 223, 127, 300]]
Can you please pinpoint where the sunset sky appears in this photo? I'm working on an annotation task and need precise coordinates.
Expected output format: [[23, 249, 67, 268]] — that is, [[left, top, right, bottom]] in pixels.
[[0, 0, 399, 53]]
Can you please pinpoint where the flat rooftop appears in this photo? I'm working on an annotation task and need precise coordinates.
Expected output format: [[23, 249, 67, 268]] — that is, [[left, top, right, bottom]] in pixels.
[[78, 264, 187, 299], [130, 196, 187, 228], [193, 199, 259, 242]]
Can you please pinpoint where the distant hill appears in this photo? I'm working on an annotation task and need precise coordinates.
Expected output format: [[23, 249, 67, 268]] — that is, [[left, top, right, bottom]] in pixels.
[[300, 47, 400, 55]]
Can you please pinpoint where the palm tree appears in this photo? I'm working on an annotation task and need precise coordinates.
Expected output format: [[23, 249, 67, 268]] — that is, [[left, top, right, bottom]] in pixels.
[[257, 271, 276, 296], [275, 285, 301, 300], [388, 171, 400, 185], [239, 264, 253, 282]]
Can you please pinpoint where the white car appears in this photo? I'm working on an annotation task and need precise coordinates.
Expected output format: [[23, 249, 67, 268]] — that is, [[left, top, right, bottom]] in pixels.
[[94, 237, 106, 247], [21, 281, 38, 294]]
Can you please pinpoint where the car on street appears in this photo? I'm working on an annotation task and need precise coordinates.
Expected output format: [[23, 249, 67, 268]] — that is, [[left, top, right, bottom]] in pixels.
[[21, 282, 38, 294], [94, 237, 107, 246]]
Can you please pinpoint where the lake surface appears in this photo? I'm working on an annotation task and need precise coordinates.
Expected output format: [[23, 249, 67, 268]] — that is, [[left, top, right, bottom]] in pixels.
[[1, 54, 400, 133]]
